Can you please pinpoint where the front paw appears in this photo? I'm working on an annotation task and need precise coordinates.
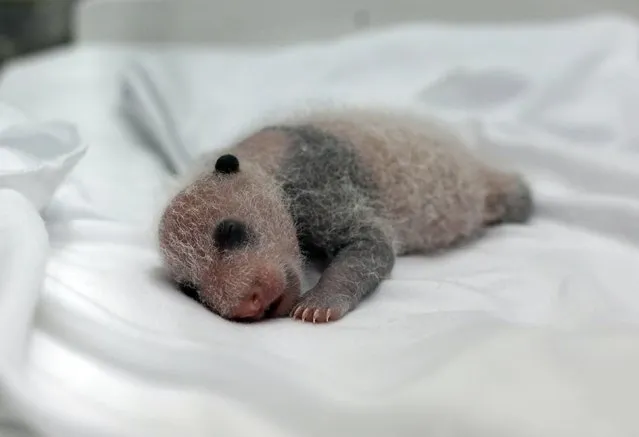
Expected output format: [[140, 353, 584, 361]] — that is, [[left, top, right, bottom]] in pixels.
[[290, 290, 352, 324]]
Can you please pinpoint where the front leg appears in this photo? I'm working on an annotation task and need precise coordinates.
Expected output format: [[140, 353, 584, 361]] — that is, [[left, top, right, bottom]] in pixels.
[[291, 227, 395, 323]]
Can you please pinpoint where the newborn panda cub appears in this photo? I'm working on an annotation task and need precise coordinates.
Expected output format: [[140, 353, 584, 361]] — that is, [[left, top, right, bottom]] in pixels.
[[158, 108, 533, 324]]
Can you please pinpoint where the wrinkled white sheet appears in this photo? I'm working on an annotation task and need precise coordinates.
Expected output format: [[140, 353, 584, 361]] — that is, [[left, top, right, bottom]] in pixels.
[[0, 106, 86, 211], [0, 105, 85, 404], [2, 13, 639, 437], [0, 104, 86, 436], [0, 46, 172, 225]]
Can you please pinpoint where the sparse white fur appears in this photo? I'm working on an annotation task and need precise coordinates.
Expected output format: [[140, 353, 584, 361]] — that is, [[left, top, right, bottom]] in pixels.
[[158, 106, 532, 321]]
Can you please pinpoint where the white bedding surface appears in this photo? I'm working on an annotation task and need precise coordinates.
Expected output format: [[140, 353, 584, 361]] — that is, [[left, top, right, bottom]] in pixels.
[[2, 13, 639, 437], [0, 46, 171, 225]]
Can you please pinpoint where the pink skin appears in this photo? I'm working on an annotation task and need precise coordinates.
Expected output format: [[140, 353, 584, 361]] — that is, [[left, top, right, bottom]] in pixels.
[[199, 262, 345, 324], [158, 127, 355, 324], [207, 265, 303, 323], [161, 108, 533, 325]]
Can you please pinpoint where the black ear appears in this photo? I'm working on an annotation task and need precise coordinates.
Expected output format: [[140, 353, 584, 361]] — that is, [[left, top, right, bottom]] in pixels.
[[214, 219, 248, 250], [215, 154, 240, 174]]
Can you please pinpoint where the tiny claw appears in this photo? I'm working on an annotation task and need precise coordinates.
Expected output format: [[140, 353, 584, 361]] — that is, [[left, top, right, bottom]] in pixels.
[[312, 310, 319, 324], [301, 308, 310, 322], [292, 306, 303, 319], [326, 309, 331, 323]]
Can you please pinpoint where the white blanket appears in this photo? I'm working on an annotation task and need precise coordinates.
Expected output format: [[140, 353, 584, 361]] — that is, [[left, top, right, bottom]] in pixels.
[[2, 13, 639, 437], [119, 13, 639, 435], [0, 104, 86, 435]]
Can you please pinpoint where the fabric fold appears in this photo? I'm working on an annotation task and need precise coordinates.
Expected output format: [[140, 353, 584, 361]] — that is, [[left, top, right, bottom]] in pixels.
[[0, 102, 88, 436]]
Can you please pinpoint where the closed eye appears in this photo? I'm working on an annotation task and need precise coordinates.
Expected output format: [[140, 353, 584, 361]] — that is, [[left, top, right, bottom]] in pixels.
[[214, 218, 249, 250], [176, 280, 200, 302]]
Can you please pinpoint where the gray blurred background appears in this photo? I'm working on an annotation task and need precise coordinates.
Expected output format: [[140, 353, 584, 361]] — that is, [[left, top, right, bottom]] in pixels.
[[0, 0, 78, 68]]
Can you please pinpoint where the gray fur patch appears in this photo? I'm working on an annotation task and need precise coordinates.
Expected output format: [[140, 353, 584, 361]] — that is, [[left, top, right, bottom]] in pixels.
[[295, 225, 395, 316], [272, 124, 383, 258], [265, 124, 396, 314], [504, 178, 534, 223], [486, 176, 534, 225]]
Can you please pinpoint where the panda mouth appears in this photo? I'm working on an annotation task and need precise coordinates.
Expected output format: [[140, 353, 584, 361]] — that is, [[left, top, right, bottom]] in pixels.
[[263, 266, 301, 319], [264, 294, 284, 318], [229, 265, 301, 322]]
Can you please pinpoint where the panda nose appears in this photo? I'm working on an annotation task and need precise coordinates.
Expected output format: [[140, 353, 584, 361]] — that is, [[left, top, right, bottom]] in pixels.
[[230, 267, 286, 321], [233, 291, 265, 319], [232, 287, 283, 320]]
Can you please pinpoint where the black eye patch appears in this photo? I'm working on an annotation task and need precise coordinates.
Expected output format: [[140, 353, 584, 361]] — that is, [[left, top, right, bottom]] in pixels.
[[214, 219, 249, 250]]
